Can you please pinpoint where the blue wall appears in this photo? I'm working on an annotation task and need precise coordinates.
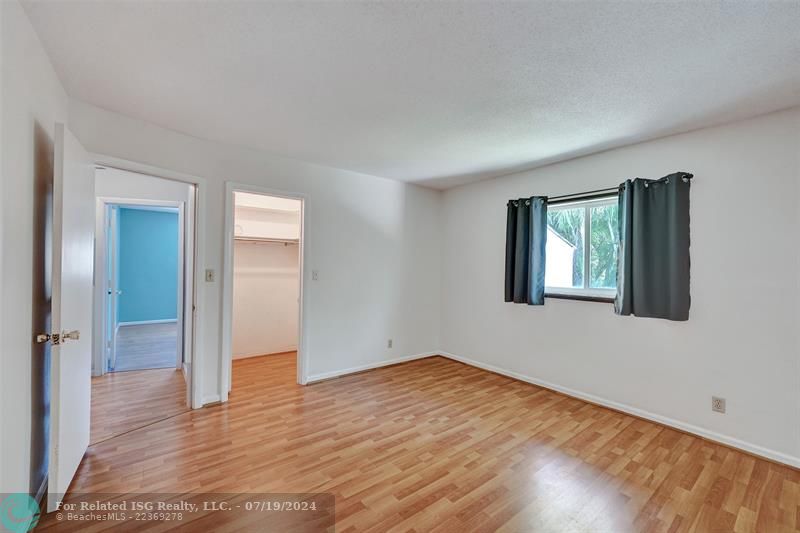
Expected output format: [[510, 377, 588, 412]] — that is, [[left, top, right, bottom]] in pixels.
[[118, 208, 179, 323]]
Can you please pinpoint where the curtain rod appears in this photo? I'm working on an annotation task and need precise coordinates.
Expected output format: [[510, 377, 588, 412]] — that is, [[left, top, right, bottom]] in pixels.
[[548, 186, 620, 203], [510, 172, 694, 206]]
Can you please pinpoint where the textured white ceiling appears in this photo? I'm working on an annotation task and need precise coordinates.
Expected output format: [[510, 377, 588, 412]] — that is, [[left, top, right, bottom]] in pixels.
[[22, 1, 800, 189]]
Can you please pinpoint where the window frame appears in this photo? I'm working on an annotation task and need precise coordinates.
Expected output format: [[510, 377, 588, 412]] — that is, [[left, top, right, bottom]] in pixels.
[[544, 195, 619, 303]]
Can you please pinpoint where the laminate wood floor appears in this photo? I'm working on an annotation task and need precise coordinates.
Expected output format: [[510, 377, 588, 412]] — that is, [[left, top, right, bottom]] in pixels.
[[90, 367, 187, 445], [53, 354, 799, 532], [114, 322, 178, 371]]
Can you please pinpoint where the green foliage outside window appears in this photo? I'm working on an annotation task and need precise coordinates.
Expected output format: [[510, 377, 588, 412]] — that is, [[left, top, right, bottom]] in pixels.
[[589, 204, 619, 289], [547, 201, 619, 289]]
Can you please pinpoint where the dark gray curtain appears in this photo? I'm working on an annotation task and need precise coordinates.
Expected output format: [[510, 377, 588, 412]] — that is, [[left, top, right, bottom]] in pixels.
[[505, 196, 547, 305], [615, 172, 692, 320]]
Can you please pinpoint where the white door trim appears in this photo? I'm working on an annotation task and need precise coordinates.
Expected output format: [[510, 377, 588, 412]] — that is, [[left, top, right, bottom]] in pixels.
[[93, 198, 187, 376], [89, 153, 207, 409], [108, 205, 119, 372], [221, 181, 308, 401]]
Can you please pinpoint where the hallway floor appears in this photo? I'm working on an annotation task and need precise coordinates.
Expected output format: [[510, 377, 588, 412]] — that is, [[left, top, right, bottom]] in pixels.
[[113, 322, 178, 371]]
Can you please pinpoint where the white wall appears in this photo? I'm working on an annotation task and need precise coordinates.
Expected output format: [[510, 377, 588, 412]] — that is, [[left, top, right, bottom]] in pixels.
[[96, 166, 192, 202], [233, 241, 299, 358], [1, 0, 70, 493], [68, 98, 443, 400], [441, 108, 800, 466]]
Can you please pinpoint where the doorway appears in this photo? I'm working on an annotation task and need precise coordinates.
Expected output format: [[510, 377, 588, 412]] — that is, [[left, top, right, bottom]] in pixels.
[[91, 167, 196, 444], [221, 185, 306, 401], [103, 204, 183, 373]]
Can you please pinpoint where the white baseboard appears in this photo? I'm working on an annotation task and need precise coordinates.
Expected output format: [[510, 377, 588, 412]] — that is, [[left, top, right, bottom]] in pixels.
[[233, 347, 297, 360], [306, 352, 436, 383], [202, 394, 221, 405], [118, 318, 177, 327], [439, 351, 800, 469]]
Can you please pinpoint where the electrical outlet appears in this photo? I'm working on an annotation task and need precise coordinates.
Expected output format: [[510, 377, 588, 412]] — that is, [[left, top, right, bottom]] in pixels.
[[312, 270, 319, 281], [205, 269, 215, 282], [387, 339, 393, 349], [712, 396, 726, 414]]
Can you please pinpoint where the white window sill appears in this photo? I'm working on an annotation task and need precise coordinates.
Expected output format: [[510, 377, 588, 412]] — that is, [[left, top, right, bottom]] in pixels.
[[544, 288, 615, 303]]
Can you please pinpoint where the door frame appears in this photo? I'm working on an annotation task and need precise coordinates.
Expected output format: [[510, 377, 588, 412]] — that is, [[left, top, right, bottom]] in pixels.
[[93, 199, 187, 376], [221, 181, 308, 400], [90, 154, 207, 409], [107, 205, 120, 371]]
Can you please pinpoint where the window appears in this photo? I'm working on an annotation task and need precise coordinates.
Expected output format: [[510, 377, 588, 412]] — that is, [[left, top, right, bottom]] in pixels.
[[545, 196, 619, 300]]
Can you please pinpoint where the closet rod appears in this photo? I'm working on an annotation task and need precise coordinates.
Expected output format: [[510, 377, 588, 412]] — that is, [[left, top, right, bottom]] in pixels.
[[234, 236, 299, 244]]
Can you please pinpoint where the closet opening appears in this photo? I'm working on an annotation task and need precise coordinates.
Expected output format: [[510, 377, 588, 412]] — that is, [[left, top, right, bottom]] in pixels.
[[222, 187, 305, 400]]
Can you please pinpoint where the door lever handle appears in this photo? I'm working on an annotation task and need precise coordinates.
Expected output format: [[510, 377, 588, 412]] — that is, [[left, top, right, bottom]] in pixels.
[[62, 330, 80, 341], [35, 330, 79, 345]]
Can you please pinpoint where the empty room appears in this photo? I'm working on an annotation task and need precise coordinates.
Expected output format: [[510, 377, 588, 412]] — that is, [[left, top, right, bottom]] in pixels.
[[1, 1, 799, 532]]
